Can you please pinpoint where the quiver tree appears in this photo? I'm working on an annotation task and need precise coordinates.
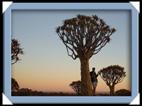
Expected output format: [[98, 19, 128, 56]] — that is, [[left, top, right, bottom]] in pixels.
[[99, 65, 126, 95], [12, 39, 24, 64], [70, 80, 81, 95], [11, 39, 23, 92], [56, 15, 116, 95]]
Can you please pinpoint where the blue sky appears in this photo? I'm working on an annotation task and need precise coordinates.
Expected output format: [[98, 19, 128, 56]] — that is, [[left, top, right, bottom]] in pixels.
[[12, 10, 131, 93]]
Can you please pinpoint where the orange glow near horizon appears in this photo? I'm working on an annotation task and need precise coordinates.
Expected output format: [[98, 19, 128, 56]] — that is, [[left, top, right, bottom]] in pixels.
[[12, 59, 131, 93]]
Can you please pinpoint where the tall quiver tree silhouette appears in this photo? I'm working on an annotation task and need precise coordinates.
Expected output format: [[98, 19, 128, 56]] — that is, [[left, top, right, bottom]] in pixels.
[[56, 15, 116, 95], [11, 39, 23, 92], [99, 65, 126, 95]]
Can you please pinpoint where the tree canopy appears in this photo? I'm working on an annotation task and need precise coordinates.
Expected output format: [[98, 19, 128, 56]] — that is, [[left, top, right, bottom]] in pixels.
[[99, 65, 126, 86], [11, 39, 23, 64], [56, 14, 116, 60]]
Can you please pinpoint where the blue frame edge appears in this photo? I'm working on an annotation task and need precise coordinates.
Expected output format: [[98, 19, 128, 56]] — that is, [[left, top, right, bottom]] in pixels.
[[3, 3, 139, 104]]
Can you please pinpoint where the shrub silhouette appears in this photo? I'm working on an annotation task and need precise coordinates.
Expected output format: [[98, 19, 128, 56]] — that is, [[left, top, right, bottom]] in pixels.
[[99, 65, 126, 95], [17, 88, 32, 95], [115, 89, 131, 96], [12, 78, 19, 92], [56, 14, 116, 95], [70, 80, 81, 95]]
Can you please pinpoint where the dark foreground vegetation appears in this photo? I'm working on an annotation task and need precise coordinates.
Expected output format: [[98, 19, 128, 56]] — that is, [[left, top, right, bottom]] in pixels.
[[12, 88, 75, 96], [12, 88, 131, 96]]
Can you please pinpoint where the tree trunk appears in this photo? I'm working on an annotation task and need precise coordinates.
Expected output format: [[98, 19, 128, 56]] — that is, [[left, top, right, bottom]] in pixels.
[[109, 85, 115, 96], [80, 57, 93, 96]]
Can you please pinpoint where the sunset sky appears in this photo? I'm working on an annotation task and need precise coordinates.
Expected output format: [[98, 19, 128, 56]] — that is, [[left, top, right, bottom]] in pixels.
[[12, 10, 131, 93]]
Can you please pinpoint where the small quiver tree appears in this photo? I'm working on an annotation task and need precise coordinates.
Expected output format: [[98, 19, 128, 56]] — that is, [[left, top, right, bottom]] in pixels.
[[99, 65, 126, 95], [11, 39, 23, 93]]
